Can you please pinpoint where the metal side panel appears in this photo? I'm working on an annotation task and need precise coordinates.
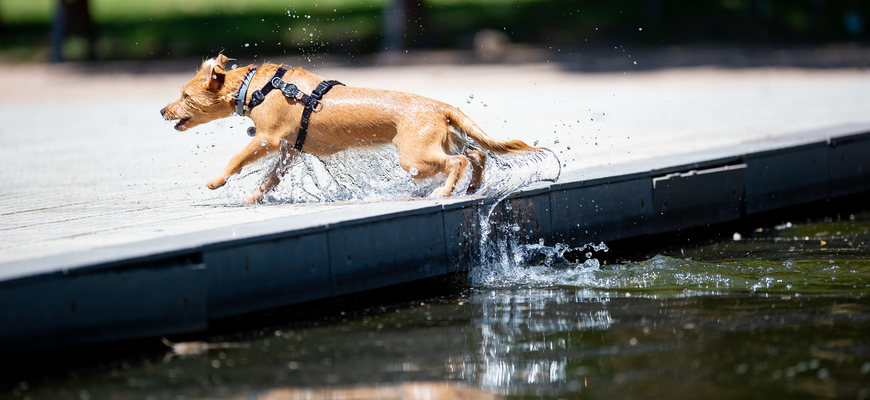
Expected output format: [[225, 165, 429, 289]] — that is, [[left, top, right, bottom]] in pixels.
[[829, 135, 870, 198], [442, 201, 481, 273], [550, 178, 652, 244], [745, 143, 829, 215], [204, 232, 332, 319], [328, 211, 448, 296], [651, 164, 746, 233], [506, 189, 554, 244], [484, 188, 554, 245], [0, 264, 206, 356]]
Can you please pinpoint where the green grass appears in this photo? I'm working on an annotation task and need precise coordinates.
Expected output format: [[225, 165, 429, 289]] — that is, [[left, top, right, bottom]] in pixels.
[[0, 0, 387, 23], [1, 0, 867, 62], [0, 0, 553, 61]]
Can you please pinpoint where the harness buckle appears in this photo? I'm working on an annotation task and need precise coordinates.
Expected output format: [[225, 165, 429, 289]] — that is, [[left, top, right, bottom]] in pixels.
[[249, 90, 265, 108], [310, 100, 323, 112]]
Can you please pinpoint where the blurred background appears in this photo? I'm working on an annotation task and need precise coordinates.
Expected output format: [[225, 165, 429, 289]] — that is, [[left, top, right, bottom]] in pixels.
[[1, 0, 868, 67]]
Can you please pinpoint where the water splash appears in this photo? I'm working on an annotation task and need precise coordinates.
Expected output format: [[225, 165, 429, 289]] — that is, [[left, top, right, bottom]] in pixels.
[[474, 148, 560, 199], [469, 226, 870, 294], [468, 198, 608, 288], [270, 146, 433, 203], [467, 194, 870, 293], [219, 143, 559, 204]]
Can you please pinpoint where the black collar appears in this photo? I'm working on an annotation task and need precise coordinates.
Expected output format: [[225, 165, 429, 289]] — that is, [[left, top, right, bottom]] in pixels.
[[234, 67, 257, 116]]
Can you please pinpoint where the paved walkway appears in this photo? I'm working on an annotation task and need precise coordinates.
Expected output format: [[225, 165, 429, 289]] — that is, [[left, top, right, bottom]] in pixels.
[[2, 55, 870, 264]]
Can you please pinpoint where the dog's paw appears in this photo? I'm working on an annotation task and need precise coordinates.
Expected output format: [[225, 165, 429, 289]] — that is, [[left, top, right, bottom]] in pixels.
[[242, 192, 264, 205], [206, 177, 227, 190], [429, 187, 453, 198]]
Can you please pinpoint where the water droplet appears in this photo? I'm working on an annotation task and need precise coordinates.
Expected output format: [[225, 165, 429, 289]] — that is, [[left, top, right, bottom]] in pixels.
[[244, 43, 250, 47], [639, 27, 643, 31], [261, 139, 267, 146], [633, 61, 637, 65], [409, 167, 419, 176]]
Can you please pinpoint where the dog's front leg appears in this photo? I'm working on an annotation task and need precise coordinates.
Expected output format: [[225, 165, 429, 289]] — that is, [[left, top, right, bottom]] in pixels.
[[206, 137, 281, 190], [243, 146, 299, 204]]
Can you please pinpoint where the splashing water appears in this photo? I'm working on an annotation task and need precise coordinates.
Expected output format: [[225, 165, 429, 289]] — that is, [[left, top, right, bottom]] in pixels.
[[220, 143, 560, 204], [468, 205, 870, 295], [468, 194, 610, 288], [475, 148, 560, 199]]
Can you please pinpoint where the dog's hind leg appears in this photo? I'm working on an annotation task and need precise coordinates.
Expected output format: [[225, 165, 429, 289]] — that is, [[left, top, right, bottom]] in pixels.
[[465, 149, 487, 194], [396, 123, 472, 197], [418, 154, 468, 198]]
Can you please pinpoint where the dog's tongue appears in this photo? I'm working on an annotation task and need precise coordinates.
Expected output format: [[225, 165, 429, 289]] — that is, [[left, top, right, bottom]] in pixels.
[[174, 117, 190, 130]]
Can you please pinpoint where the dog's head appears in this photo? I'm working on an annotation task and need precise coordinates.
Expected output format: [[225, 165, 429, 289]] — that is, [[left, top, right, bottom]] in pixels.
[[160, 54, 236, 131]]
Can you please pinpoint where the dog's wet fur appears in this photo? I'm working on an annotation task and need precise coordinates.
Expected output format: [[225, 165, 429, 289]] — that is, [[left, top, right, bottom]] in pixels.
[[161, 54, 546, 203]]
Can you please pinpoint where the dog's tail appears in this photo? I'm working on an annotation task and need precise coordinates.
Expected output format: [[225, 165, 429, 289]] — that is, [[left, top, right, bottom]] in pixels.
[[444, 106, 539, 155]]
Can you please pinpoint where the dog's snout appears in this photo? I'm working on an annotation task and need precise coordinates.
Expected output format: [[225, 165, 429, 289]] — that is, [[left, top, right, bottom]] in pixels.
[[160, 108, 166, 117]]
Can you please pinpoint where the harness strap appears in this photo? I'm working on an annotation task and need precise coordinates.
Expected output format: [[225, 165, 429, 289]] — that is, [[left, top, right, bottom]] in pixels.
[[246, 67, 344, 152], [247, 68, 287, 110], [295, 79, 344, 151]]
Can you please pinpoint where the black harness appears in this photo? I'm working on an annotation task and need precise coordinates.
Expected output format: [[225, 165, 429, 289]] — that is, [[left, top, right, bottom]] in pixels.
[[244, 67, 344, 152]]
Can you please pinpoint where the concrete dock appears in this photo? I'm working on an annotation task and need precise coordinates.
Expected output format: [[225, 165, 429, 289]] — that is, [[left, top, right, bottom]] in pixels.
[[2, 52, 870, 354]]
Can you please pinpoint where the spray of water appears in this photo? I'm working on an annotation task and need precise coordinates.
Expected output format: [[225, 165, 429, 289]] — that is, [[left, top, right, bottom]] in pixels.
[[469, 197, 609, 288], [219, 143, 560, 204]]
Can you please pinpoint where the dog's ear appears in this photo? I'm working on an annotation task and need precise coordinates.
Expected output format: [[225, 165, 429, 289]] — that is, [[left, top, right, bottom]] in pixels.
[[201, 54, 229, 91]]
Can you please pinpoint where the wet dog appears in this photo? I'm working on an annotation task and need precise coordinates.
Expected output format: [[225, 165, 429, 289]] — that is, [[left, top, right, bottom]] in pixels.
[[161, 54, 545, 203]]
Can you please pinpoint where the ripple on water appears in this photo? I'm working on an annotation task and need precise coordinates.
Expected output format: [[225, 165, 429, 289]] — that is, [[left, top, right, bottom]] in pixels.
[[472, 243, 870, 295]]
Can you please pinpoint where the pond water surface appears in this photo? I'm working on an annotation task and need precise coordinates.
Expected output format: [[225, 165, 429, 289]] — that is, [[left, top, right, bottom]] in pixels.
[[6, 209, 870, 400]]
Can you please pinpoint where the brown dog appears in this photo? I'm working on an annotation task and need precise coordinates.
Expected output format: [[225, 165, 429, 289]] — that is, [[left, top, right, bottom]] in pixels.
[[161, 54, 543, 203]]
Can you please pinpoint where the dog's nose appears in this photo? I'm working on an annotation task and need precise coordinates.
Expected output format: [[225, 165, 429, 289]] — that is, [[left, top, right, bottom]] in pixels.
[[160, 108, 166, 117]]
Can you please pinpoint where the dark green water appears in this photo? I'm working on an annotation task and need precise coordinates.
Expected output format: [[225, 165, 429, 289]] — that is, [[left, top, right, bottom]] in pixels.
[[6, 212, 870, 400]]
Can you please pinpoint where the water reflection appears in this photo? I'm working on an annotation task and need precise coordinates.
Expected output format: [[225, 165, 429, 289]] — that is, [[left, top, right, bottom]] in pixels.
[[212, 382, 499, 400], [466, 289, 612, 392]]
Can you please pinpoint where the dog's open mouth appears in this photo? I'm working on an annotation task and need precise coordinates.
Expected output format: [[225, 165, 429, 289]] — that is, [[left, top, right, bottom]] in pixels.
[[174, 117, 191, 131]]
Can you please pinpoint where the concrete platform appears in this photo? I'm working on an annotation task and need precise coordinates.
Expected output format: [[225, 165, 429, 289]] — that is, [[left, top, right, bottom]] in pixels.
[[2, 57, 870, 355]]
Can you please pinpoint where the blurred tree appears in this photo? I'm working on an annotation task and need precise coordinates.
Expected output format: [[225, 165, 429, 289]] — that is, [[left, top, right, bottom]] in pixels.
[[381, 0, 430, 52], [51, 0, 96, 62]]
